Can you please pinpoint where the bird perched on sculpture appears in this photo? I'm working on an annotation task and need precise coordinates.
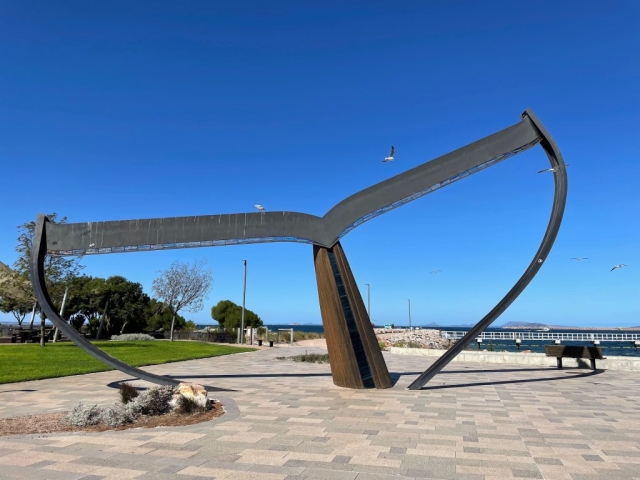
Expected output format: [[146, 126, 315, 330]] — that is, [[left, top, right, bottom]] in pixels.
[[537, 164, 569, 174]]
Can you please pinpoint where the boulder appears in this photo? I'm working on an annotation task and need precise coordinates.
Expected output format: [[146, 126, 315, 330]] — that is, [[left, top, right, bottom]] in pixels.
[[170, 383, 208, 409]]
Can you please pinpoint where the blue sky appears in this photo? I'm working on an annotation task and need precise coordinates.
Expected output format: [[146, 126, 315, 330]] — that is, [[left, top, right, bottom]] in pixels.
[[1, 1, 638, 327]]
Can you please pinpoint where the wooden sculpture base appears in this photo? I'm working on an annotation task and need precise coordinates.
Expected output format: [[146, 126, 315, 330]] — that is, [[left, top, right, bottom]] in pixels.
[[313, 242, 392, 389]]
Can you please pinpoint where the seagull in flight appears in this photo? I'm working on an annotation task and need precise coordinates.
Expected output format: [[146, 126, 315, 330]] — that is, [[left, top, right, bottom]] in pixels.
[[571, 257, 589, 261], [383, 146, 395, 162], [89, 243, 95, 248], [537, 164, 570, 174], [610, 264, 627, 272], [254, 205, 266, 211], [430, 270, 442, 274]]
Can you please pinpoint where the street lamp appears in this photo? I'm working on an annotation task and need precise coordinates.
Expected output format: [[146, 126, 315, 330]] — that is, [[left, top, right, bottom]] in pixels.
[[408, 298, 412, 331], [365, 283, 371, 323], [240, 260, 247, 344]]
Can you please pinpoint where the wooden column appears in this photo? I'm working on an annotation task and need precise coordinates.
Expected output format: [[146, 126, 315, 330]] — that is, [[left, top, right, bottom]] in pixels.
[[313, 242, 392, 389]]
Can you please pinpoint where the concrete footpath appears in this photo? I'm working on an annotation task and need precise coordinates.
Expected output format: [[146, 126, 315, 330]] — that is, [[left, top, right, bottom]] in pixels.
[[1, 345, 640, 479]]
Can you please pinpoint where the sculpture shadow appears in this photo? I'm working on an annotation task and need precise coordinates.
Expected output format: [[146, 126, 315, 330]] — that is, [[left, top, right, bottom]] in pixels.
[[107, 366, 601, 392], [414, 367, 603, 391], [106, 379, 238, 393]]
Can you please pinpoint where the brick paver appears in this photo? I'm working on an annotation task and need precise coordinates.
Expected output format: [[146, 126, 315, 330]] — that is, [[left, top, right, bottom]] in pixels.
[[1, 346, 639, 479]]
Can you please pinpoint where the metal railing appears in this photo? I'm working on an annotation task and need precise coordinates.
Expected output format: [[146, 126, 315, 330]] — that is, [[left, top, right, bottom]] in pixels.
[[440, 330, 640, 342]]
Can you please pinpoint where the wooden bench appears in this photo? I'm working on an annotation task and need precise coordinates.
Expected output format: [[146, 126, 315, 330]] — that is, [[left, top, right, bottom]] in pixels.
[[544, 345, 605, 370]]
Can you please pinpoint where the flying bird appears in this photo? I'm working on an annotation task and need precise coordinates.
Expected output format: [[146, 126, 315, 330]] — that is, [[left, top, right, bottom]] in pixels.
[[430, 270, 442, 274], [610, 264, 627, 272], [89, 243, 95, 248], [537, 164, 570, 174], [571, 257, 589, 261], [383, 146, 395, 162], [254, 205, 266, 211]]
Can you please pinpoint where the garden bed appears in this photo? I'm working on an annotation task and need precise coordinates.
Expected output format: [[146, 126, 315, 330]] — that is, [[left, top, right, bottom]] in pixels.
[[0, 400, 224, 436]]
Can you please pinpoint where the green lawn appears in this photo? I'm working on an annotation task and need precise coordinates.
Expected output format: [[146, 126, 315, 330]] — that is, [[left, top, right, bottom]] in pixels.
[[0, 341, 255, 384]]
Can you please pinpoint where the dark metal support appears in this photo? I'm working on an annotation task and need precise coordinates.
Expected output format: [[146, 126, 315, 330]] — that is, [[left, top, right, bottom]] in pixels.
[[407, 109, 568, 390], [313, 243, 392, 389], [30, 215, 186, 389]]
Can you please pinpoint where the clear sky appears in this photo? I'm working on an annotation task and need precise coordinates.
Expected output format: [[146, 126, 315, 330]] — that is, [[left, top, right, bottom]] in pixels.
[[1, 1, 638, 327]]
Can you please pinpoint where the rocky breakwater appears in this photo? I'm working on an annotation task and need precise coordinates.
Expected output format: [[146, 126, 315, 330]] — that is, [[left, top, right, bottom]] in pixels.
[[375, 328, 455, 350]]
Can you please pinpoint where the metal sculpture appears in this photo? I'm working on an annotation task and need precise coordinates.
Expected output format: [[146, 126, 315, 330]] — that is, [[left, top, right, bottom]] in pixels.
[[31, 108, 566, 390]]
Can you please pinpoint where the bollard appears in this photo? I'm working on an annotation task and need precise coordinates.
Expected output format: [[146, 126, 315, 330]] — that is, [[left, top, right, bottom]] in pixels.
[[515, 338, 521, 350], [269, 340, 274, 347], [258, 339, 263, 347]]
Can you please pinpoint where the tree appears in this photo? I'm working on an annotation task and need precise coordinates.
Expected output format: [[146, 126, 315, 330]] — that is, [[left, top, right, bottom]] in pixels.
[[0, 295, 32, 325], [12, 214, 83, 346], [144, 298, 188, 333], [100, 276, 149, 336], [152, 259, 213, 341], [62, 275, 152, 337], [182, 320, 199, 332], [211, 299, 262, 333], [0, 261, 33, 325], [61, 275, 104, 332]]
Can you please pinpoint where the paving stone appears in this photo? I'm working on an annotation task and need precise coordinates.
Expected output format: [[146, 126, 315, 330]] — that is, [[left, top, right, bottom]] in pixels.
[[0, 347, 639, 480], [581, 454, 605, 462]]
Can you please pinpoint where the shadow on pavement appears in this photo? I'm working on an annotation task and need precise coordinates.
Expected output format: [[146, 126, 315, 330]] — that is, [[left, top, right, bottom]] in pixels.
[[416, 368, 603, 390], [105, 366, 603, 392]]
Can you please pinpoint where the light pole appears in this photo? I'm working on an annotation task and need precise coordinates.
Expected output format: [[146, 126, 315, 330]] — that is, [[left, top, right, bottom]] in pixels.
[[408, 298, 412, 331], [365, 283, 371, 324], [240, 260, 247, 344]]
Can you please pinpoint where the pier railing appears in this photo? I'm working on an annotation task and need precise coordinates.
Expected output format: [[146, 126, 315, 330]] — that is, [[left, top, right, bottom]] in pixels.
[[440, 331, 640, 342]]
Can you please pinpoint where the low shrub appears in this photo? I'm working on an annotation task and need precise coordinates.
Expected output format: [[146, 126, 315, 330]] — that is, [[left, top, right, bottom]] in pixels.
[[119, 382, 140, 404], [173, 395, 207, 415], [292, 331, 325, 342], [65, 403, 103, 426], [110, 333, 156, 341], [125, 385, 175, 416], [276, 353, 330, 363], [65, 385, 177, 428], [99, 406, 134, 427]]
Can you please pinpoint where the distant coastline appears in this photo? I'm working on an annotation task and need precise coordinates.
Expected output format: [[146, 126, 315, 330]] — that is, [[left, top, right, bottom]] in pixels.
[[502, 326, 640, 331]]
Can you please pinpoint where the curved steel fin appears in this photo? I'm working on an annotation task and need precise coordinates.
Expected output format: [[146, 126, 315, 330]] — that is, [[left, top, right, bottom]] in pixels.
[[44, 116, 540, 254], [30, 215, 188, 389], [407, 109, 568, 390]]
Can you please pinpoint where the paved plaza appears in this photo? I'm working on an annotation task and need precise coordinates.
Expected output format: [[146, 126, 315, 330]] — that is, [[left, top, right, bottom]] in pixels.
[[1, 345, 639, 480]]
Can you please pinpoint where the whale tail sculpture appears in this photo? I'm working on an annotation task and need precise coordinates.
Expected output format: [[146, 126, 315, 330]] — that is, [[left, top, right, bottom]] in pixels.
[[31, 109, 566, 391]]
